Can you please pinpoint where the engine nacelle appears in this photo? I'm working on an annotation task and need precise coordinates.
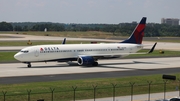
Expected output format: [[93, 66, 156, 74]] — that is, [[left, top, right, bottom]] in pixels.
[[77, 56, 95, 66]]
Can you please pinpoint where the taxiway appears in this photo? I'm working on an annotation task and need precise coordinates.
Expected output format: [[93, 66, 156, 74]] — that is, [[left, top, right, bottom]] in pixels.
[[1, 57, 180, 84]]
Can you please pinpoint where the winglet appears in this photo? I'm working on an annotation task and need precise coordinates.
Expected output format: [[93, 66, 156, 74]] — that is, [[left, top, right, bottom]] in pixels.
[[62, 38, 66, 44], [148, 42, 157, 53]]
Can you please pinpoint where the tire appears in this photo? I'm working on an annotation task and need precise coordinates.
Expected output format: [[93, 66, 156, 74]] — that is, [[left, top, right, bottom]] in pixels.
[[27, 64, 31, 68], [93, 62, 98, 66]]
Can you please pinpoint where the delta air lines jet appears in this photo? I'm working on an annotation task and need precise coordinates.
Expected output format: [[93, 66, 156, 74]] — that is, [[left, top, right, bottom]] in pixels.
[[14, 17, 157, 67]]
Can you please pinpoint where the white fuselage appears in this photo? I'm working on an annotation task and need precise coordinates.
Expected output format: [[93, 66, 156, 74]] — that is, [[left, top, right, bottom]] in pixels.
[[14, 43, 143, 62]]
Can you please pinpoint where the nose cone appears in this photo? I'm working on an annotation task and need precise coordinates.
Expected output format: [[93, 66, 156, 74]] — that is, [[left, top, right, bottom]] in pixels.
[[14, 53, 22, 61]]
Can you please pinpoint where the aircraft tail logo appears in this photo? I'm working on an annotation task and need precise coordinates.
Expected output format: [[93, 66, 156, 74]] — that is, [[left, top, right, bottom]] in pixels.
[[121, 17, 146, 44]]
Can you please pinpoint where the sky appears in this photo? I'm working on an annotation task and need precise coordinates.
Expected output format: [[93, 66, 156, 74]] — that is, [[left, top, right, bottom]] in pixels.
[[0, 0, 180, 24]]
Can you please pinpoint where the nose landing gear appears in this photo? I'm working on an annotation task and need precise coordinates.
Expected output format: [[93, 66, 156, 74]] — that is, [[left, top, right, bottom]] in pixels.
[[26, 62, 31, 68]]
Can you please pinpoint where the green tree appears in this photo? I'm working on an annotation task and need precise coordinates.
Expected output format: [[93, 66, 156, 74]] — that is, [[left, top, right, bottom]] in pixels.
[[0, 22, 13, 31], [14, 26, 22, 31]]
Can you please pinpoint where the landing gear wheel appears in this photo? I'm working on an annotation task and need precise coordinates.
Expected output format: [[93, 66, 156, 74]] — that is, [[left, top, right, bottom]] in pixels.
[[93, 62, 98, 66], [27, 63, 31, 68]]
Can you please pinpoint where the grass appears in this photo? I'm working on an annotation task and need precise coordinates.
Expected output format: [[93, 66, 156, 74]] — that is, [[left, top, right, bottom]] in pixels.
[[0, 74, 180, 101], [0, 31, 122, 39], [0, 52, 17, 62], [0, 40, 98, 46]]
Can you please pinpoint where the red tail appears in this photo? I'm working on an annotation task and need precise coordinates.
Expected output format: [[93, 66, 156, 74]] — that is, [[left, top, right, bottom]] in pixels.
[[121, 17, 146, 44]]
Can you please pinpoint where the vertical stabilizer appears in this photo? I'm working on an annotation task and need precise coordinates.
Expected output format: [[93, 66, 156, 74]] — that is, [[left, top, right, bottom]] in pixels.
[[121, 17, 146, 44]]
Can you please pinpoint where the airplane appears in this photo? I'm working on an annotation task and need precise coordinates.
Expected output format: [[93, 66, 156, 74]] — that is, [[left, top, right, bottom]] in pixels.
[[14, 17, 157, 68]]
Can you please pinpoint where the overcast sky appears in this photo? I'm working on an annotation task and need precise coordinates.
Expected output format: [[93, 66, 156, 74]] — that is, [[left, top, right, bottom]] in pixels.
[[0, 0, 179, 24]]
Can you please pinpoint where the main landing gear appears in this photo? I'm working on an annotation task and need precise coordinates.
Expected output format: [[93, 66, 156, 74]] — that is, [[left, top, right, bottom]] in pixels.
[[93, 62, 98, 66], [27, 62, 31, 68]]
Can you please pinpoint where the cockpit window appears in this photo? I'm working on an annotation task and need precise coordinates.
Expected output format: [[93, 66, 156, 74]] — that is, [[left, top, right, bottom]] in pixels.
[[20, 50, 29, 53]]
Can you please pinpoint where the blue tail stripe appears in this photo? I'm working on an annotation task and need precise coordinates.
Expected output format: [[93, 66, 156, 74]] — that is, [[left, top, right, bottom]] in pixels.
[[139, 17, 146, 24]]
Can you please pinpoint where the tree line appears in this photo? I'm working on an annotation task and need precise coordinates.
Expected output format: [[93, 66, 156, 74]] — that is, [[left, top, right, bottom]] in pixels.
[[0, 21, 180, 37]]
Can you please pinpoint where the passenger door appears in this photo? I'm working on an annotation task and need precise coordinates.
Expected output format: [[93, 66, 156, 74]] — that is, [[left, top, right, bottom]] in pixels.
[[34, 49, 39, 57]]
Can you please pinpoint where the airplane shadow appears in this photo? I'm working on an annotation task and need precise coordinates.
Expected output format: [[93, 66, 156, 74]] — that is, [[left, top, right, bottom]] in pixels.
[[18, 63, 78, 68], [97, 61, 166, 70], [18, 60, 166, 69]]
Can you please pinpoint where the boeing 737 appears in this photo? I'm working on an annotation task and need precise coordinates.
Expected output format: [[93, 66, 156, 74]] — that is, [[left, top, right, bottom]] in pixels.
[[14, 17, 157, 67]]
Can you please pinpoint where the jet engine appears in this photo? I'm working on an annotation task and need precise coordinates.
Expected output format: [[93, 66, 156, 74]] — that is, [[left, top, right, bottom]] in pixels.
[[77, 56, 95, 66]]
